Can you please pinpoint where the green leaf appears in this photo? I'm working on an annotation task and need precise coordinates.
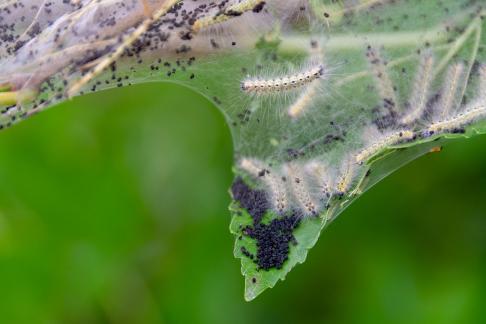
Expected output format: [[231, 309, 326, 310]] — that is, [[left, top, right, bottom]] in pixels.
[[230, 200, 325, 301], [1, 0, 486, 300]]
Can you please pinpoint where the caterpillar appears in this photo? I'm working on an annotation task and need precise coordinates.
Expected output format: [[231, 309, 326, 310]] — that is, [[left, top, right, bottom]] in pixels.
[[356, 129, 415, 165], [283, 164, 319, 216], [336, 156, 358, 196], [240, 158, 289, 214], [400, 53, 435, 125], [192, 0, 267, 33], [287, 79, 320, 118], [366, 46, 400, 114], [241, 64, 325, 95], [305, 161, 334, 203], [436, 63, 465, 121], [424, 103, 486, 137]]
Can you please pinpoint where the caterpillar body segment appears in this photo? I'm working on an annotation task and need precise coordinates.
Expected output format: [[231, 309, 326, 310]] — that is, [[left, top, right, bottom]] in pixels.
[[304, 161, 335, 205], [423, 102, 486, 137], [435, 63, 465, 121], [192, 0, 267, 33], [239, 158, 289, 214], [285, 40, 328, 119], [265, 170, 289, 214], [422, 61, 486, 137], [283, 164, 320, 217], [366, 46, 400, 115], [336, 157, 358, 197], [400, 53, 435, 125], [241, 64, 325, 95], [356, 129, 416, 165], [0, 91, 17, 106], [287, 79, 320, 118], [479, 64, 486, 102], [239, 158, 265, 177]]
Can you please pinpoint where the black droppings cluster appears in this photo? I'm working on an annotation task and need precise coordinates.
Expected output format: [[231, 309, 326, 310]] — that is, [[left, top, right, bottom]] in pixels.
[[236, 108, 252, 125], [0, 0, 271, 130], [231, 177, 269, 224], [243, 213, 301, 270], [232, 177, 301, 270], [240, 246, 255, 260], [252, 2, 266, 13]]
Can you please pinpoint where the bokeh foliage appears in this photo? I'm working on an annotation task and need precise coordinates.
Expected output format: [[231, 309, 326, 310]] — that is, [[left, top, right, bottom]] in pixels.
[[0, 83, 485, 323], [2, 0, 486, 298]]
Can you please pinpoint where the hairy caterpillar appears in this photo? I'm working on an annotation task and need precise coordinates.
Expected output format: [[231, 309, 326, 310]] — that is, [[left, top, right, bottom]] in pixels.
[[283, 163, 319, 216], [356, 128, 415, 165], [366, 46, 400, 115], [480, 64, 486, 102], [400, 53, 435, 125], [336, 156, 358, 196], [424, 103, 486, 136], [304, 161, 334, 204], [241, 64, 325, 95], [287, 78, 321, 118], [240, 158, 289, 214], [435, 63, 465, 121], [192, 0, 267, 33]]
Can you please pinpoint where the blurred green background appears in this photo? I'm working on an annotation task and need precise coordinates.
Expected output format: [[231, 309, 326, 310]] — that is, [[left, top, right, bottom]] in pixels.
[[0, 83, 485, 324]]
